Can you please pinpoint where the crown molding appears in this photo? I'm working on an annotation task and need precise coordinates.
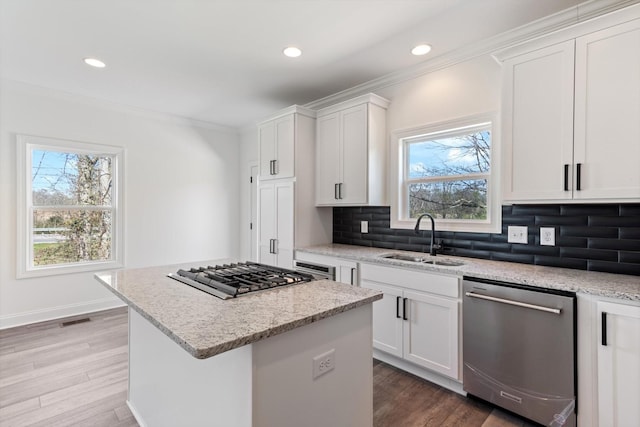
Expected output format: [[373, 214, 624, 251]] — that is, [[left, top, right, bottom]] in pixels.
[[1, 79, 239, 135], [256, 104, 317, 125], [304, 0, 639, 110]]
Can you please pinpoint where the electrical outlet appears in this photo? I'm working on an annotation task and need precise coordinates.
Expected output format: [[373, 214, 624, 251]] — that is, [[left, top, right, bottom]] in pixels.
[[312, 349, 335, 379], [361, 221, 368, 233], [507, 226, 528, 244], [540, 227, 555, 246]]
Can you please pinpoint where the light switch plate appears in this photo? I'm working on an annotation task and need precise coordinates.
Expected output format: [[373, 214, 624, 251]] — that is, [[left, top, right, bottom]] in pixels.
[[540, 227, 555, 246], [507, 226, 528, 244], [361, 221, 368, 233]]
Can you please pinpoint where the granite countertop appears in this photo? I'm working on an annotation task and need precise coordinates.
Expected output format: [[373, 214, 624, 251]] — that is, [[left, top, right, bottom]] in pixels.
[[95, 260, 382, 359], [296, 244, 640, 301]]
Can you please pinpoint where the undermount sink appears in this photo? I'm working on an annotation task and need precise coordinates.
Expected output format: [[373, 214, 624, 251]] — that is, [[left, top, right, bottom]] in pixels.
[[380, 253, 465, 267]]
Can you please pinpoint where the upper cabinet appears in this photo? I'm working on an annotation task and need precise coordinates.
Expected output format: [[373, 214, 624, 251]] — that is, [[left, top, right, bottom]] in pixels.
[[500, 16, 640, 203], [259, 106, 314, 181], [315, 93, 389, 206]]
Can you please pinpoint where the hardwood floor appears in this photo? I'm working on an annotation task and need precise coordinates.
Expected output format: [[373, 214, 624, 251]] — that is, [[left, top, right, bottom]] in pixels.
[[1, 307, 534, 427]]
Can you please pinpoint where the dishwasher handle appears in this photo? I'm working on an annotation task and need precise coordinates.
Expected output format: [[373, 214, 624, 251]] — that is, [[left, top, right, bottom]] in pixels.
[[465, 291, 562, 314]]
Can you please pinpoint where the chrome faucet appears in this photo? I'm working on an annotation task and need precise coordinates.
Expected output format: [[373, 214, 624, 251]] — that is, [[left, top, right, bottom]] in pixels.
[[414, 213, 441, 256]]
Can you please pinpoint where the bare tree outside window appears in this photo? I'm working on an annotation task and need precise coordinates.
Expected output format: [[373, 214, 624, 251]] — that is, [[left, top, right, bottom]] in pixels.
[[31, 150, 113, 266], [405, 125, 491, 220]]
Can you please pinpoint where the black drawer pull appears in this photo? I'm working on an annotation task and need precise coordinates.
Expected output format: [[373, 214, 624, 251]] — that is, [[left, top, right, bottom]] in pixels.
[[396, 296, 401, 319], [403, 298, 408, 321]]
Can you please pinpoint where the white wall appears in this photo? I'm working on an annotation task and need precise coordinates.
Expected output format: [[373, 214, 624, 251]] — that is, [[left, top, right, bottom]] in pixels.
[[0, 80, 241, 328]]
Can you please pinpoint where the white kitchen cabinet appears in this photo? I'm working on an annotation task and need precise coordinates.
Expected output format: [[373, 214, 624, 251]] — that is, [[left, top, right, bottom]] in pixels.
[[501, 40, 575, 201], [258, 181, 294, 269], [500, 17, 640, 203], [315, 93, 389, 206], [597, 300, 640, 426], [294, 252, 358, 285], [259, 113, 294, 180], [360, 263, 460, 380], [256, 106, 332, 268], [573, 20, 640, 200]]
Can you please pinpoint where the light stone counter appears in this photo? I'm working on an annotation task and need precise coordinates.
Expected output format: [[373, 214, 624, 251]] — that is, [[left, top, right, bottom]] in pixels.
[[95, 259, 382, 359], [296, 244, 640, 301]]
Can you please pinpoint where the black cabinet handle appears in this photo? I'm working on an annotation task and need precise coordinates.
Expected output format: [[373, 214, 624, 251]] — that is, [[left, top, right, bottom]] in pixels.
[[564, 164, 569, 191], [396, 296, 401, 319], [350, 268, 356, 285], [403, 298, 408, 321], [269, 160, 274, 175], [601, 312, 607, 346], [576, 163, 582, 191], [272, 159, 278, 175], [334, 183, 339, 200]]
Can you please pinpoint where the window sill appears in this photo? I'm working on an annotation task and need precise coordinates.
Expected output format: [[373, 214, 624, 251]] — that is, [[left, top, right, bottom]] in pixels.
[[17, 260, 124, 279], [390, 217, 501, 234]]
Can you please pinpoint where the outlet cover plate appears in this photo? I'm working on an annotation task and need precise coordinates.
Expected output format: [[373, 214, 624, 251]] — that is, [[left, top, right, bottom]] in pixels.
[[540, 227, 555, 246], [361, 221, 368, 233], [507, 226, 528, 244], [313, 349, 335, 379]]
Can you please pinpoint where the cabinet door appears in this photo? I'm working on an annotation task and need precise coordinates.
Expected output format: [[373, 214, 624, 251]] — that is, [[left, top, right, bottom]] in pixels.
[[360, 280, 403, 358], [403, 290, 459, 379], [274, 181, 294, 269], [316, 113, 341, 205], [597, 301, 640, 426], [259, 121, 275, 180], [257, 183, 276, 266], [338, 262, 358, 285], [339, 104, 368, 204], [274, 115, 295, 179], [574, 20, 640, 200], [502, 40, 575, 201]]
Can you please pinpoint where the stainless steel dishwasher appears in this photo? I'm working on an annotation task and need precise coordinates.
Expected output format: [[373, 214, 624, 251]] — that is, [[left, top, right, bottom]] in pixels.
[[463, 277, 576, 427]]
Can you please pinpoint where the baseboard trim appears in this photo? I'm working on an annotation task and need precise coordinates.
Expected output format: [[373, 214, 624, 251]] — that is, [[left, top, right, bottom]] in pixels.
[[0, 296, 125, 329], [373, 349, 465, 396], [126, 400, 147, 427]]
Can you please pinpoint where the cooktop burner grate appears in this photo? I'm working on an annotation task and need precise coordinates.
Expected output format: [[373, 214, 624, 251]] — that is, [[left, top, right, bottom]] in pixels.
[[167, 262, 315, 299]]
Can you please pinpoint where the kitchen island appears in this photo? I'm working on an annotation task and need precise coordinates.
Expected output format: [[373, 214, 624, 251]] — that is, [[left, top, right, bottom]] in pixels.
[[95, 261, 382, 427]]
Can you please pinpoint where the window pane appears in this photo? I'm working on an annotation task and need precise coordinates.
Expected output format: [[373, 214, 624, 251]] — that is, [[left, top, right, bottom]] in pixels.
[[408, 179, 487, 220], [32, 150, 112, 206], [407, 130, 490, 179], [33, 209, 112, 266]]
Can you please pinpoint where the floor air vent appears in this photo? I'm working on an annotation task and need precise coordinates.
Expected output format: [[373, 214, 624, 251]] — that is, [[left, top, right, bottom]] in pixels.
[[60, 317, 91, 327]]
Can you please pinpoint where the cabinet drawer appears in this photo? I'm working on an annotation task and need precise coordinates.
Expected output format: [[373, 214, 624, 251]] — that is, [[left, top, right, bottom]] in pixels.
[[360, 263, 459, 298]]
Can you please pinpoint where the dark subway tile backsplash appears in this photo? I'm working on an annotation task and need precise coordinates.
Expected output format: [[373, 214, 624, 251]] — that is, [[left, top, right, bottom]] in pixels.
[[333, 204, 640, 276]]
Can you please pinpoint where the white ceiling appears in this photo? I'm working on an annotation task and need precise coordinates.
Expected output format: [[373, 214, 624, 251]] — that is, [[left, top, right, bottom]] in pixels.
[[1, 0, 584, 129]]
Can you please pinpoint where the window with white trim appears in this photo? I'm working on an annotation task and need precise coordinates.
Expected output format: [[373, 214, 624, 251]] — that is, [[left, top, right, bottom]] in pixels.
[[391, 115, 500, 233], [17, 135, 123, 277]]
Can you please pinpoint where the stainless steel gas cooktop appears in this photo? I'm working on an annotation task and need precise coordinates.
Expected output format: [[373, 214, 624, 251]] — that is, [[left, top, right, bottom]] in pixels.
[[168, 262, 315, 299]]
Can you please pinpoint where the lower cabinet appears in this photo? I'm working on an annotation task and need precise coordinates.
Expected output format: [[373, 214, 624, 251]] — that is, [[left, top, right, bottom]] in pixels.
[[360, 263, 460, 380], [596, 300, 640, 426], [294, 252, 358, 285]]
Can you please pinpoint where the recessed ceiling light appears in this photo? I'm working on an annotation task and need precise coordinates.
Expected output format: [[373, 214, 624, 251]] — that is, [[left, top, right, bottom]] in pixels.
[[283, 47, 302, 58], [411, 44, 432, 56], [83, 57, 106, 68]]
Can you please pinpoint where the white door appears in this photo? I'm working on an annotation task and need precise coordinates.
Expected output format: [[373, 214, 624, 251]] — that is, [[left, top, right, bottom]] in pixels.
[[360, 280, 403, 358], [249, 163, 259, 262], [597, 301, 640, 426], [340, 104, 368, 204], [502, 40, 575, 201], [403, 290, 459, 380], [274, 181, 294, 269], [316, 113, 341, 205], [257, 183, 275, 266], [574, 20, 640, 200]]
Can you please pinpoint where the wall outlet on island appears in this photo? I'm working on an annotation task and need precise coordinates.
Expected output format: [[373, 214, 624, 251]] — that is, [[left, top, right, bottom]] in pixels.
[[507, 226, 528, 244], [313, 349, 335, 379], [361, 221, 368, 233]]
